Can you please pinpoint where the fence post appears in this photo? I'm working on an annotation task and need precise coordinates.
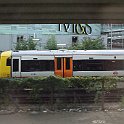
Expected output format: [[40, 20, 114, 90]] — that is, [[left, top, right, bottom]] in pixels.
[[101, 81, 105, 111]]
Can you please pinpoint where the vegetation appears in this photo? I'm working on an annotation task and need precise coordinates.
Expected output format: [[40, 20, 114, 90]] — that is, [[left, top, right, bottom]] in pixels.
[[82, 37, 105, 50], [0, 76, 118, 106], [45, 35, 57, 50], [121, 97, 124, 108], [69, 37, 105, 50], [15, 38, 37, 50]]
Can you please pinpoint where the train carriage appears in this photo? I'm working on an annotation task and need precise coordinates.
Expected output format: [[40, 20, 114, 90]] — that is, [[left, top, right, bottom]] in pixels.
[[0, 49, 124, 78]]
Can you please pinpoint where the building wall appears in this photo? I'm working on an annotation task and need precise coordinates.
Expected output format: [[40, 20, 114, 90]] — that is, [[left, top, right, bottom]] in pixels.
[[0, 24, 105, 51], [0, 35, 12, 51], [38, 34, 107, 50]]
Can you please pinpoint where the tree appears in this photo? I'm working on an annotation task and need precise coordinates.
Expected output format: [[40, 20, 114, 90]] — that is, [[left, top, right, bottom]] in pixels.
[[68, 37, 105, 50], [68, 43, 82, 50], [15, 38, 37, 50], [28, 38, 37, 50], [45, 35, 57, 50], [15, 40, 27, 50], [81, 37, 105, 50]]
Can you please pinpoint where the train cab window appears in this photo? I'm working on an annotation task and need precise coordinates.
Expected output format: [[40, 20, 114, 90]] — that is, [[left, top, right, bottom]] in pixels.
[[66, 58, 70, 70], [13, 59, 19, 72], [57, 58, 61, 70], [6, 58, 11, 66], [21, 60, 54, 72]]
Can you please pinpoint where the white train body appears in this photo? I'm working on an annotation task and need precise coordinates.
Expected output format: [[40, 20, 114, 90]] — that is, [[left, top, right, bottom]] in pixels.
[[1, 50, 124, 78]]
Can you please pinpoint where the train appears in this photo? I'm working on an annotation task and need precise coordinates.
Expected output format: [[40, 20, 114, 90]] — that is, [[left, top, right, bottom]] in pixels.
[[0, 49, 124, 78]]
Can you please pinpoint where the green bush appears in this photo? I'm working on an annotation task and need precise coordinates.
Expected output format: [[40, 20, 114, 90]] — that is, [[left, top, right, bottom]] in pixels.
[[0, 76, 118, 106], [81, 37, 105, 50], [45, 35, 57, 50], [0, 76, 118, 92], [15, 38, 37, 50], [69, 37, 105, 50]]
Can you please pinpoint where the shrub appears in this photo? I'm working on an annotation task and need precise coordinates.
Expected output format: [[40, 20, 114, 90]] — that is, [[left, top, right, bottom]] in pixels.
[[45, 35, 57, 50], [15, 38, 37, 50], [0, 76, 118, 106]]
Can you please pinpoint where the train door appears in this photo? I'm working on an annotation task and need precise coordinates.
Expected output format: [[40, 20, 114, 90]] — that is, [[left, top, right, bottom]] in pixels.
[[54, 57, 72, 77], [12, 57, 21, 77]]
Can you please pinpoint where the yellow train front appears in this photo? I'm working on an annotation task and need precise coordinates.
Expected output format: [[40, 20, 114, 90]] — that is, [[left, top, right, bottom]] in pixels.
[[0, 51, 11, 78], [0, 50, 124, 78]]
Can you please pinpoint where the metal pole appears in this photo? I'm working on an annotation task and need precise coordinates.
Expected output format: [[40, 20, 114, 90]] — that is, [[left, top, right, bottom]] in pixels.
[[110, 24, 113, 50], [122, 31, 123, 49], [10, 34, 12, 50]]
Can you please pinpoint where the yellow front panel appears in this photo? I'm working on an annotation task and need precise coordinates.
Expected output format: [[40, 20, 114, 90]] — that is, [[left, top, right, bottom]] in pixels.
[[0, 51, 11, 78]]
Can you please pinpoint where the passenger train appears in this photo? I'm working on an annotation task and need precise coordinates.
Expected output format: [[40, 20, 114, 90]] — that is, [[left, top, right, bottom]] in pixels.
[[0, 50, 124, 78]]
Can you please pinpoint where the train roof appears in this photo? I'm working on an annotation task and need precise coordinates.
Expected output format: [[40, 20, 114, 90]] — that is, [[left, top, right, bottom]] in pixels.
[[12, 50, 124, 56]]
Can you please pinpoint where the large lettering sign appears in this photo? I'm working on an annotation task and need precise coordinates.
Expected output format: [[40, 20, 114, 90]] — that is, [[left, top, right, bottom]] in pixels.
[[58, 24, 92, 35]]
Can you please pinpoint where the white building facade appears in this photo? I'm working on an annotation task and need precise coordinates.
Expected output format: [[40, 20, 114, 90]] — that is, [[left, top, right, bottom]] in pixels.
[[0, 24, 107, 51]]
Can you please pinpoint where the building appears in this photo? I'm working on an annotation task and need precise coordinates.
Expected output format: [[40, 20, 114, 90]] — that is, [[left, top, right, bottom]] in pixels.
[[102, 24, 124, 49], [0, 24, 107, 51]]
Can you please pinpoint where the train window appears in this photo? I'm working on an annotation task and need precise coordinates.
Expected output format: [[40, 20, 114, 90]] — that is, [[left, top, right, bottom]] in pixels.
[[13, 59, 19, 72], [66, 58, 70, 70], [103, 60, 124, 71], [73, 60, 124, 71], [21, 60, 54, 72], [84, 60, 103, 71], [57, 58, 61, 70], [6, 58, 11, 66]]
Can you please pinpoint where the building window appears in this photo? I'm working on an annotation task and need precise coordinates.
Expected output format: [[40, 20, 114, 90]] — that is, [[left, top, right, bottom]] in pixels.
[[72, 36, 78, 46], [29, 35, 34, 39], [17, 35, 24, 42]]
